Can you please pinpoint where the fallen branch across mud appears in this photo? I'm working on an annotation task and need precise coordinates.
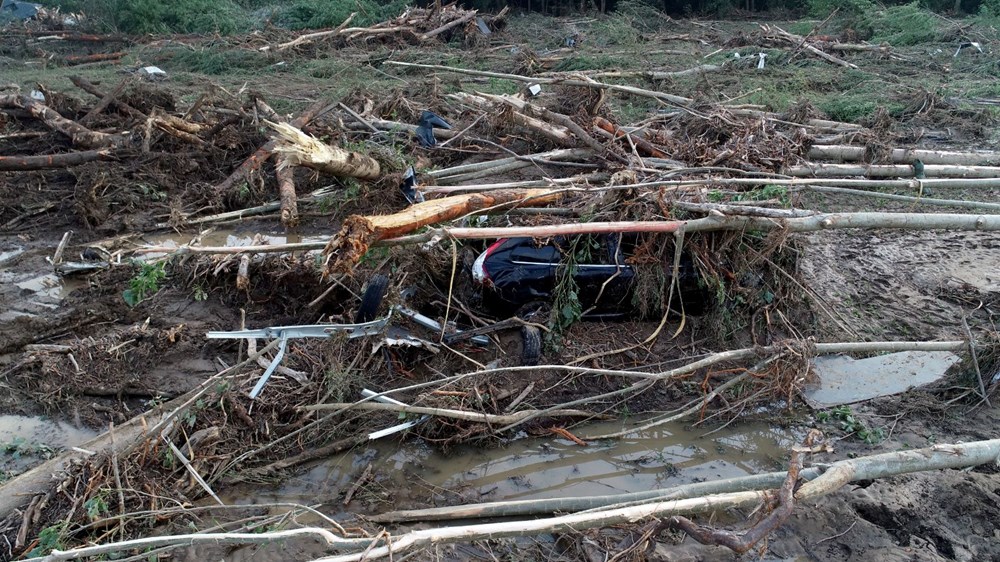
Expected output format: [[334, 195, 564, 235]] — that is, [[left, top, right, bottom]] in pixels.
[[0, 149, 114, 171], [303, 401, 605, 425]]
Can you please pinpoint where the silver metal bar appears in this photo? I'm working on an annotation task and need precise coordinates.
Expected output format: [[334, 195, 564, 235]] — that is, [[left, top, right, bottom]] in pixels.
[[248, 334, 288, 399]]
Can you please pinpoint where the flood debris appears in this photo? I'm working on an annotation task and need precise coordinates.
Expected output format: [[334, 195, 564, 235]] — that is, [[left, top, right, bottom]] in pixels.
[[3, 4, 1000, 561]]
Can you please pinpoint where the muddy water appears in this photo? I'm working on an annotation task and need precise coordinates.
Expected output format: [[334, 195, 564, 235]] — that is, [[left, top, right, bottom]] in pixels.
[[221, 420, 800, 515], [0, 414, 97, 474], [0, 238, 88, 322]]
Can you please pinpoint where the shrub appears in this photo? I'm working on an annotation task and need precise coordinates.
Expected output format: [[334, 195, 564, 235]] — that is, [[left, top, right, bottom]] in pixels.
[[867, 2, 940, 45]]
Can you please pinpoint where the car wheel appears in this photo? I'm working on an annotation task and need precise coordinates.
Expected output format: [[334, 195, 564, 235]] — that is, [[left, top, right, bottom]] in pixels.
[[520, 325, 542, 366], [355, 274, 389, 323]]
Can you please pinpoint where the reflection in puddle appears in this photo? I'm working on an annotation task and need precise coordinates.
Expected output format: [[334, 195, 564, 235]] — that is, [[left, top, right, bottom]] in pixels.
[[221, 420, 799, 513], [15, 273, 85, 301], [0, 414, 98, 474]]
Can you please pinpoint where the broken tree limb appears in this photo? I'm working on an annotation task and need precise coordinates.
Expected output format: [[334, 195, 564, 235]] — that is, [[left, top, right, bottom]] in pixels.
[[69, 75, 146, 121], [303, 401, 603, 425], [19, 528, 372, 562], [212, 100, 330, 195], [269, 122, 380, 180], [390, 61, 693, 107], [314, 439, 1000, 562], [323, 188, 563, 274], [420, 9, 477, 40], [764, 24, 858, 69], [807, 145, 1000, 166], [449, 92, 574, 145], [593, 116, 668, 158], [268, 12, 356, 51], [0, 95, 125, 149], [0, 149, 114, 171], [785, 163, 1000, 178]]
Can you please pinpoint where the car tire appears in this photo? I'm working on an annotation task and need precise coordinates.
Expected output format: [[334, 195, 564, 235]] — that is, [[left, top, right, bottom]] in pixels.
[[520, 325, 542, 366], [355, 274, 389, 323]]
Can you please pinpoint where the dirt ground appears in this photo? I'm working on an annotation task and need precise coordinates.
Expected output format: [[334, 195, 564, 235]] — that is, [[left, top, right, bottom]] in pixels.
[[2, 7, 1000, 562]]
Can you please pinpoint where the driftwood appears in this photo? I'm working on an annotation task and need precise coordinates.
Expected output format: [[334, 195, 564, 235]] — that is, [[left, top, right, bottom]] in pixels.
[[762, 24, 858, 69], [593, 116, 668, 158], [269, 122, 381, 180], [808, 145, 1000, 166], [323, 188, 563, 274], [785, 162, 1000, 178]]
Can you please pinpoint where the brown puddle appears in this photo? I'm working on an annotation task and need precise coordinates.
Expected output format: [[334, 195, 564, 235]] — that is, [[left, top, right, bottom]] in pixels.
[[220, 420, 801, 515], [0, 414, 98, 475]]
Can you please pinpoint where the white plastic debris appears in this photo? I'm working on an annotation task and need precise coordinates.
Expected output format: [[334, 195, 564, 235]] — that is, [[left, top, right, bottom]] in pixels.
[[757, 52, 767, 70], [29, 89, 45, 102], [733, 51, 741, 59], [140, 66, 167, 80], [527, 83, 542, 96]]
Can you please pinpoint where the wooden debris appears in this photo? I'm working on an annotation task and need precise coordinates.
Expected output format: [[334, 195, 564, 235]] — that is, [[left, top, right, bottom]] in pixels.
[[269, 122, 381, 180], [322, 188, 563, 274]]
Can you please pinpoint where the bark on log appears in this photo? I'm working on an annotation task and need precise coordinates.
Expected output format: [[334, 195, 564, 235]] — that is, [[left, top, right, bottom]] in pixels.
[[276, 157, 299, 227], [0, 149, 113, 171], [808, 145, 1000, 166], [593, 116, 668, 158], [64, 52, 126, 65], [785, 163, 1000, 178], [269, 122, 380, 180], [0, 95, 124, 149], [449, 92, 574, 146], [323, 188, 563, 274]]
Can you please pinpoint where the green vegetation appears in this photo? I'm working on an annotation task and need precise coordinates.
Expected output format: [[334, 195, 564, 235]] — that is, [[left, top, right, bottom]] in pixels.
[[1, 437, 55, 460], [123, 261, 167, 306], [817, 405, 887, 444], [27, 523, 67, 557]]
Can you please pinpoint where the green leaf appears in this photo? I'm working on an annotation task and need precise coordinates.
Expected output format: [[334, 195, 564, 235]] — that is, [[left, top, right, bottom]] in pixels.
[[123, 289, 139, 307]]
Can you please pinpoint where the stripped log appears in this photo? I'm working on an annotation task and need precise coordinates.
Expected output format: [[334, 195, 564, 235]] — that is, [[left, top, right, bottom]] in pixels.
[[0, 95, 124, 149], [807, 145, 1000, 166], [269, 122, 380, 180], [785, 163, 1000, 178], [323, 188, 563, 274], [0, 149, 113, 171], [267, 12, 356, 51]]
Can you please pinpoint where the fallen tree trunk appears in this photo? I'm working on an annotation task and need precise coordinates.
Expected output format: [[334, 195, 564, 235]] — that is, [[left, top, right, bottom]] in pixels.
[[0, 95, 124, 149], [323, 188, 563, 274], [388, 212, 1000, 243], [785, 162, 1000, 178], [807, 145, 1000, 166], [801, 185, 1000, 212], [212, 100, 330, 195], [0, 149, 113, 171], [313, 439, 1000, 562], [270, 122, 380, 180], [593, 116, 668, 158], [449, 92, 574, 146]]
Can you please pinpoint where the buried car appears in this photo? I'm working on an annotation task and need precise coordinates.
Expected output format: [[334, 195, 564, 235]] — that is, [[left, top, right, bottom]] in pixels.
[[471, 234, 708, 317]]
